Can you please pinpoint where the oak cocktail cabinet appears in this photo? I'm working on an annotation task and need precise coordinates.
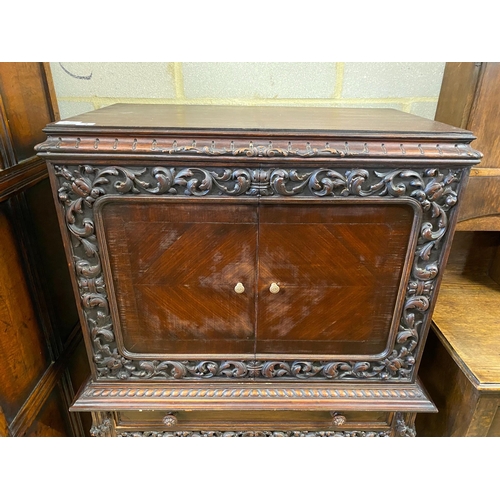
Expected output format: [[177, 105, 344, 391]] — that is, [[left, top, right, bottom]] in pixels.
[[35, 104, 481, 437]]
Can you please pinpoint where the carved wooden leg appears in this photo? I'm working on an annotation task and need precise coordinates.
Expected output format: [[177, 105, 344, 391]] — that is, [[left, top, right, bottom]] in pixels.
[[395, 412, 417, 437], [90, 412, 114, 437]]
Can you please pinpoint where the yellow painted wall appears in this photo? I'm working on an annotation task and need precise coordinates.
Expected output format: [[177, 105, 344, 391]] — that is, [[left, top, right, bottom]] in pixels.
[[50, 62, 445, 120]]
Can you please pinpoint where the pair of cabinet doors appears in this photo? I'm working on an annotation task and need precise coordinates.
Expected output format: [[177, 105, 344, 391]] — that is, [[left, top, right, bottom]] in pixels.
[[95, 195, 418, 362]]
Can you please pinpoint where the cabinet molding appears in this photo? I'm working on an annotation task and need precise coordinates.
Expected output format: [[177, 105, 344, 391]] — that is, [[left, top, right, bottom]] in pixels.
[[37, 135, 479, 161]]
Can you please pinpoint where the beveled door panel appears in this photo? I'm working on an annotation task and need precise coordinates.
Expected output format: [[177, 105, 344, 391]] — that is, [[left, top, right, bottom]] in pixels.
[[256, 201, 416, 356], [96, 196, 417, 361], [96, 198, 258, 357]]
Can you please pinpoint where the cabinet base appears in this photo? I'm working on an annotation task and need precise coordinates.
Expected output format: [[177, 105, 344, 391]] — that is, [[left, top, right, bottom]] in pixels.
[[77, 377, 429, 437], [90, 410, 417, 437]]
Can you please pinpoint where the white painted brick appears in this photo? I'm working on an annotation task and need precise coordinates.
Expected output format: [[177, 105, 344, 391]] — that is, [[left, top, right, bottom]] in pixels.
[[342, 63, 445, 99], [410, 101, 439, 120], [183, 63, 337, 99], [50, 62, 176, 99], [334, 102, 405, 111], [57, 100, 95, 120]]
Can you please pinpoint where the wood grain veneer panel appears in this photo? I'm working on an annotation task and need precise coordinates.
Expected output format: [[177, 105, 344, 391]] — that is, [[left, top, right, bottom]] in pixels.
[[467, 63, 500, 169], [0, 407, 9, 436], [435, 62, 481, 129], [0, 63, 54, 163], [432, 277, 500, 385], [257, 202, 415, 356], [23, 178, 79, 342], [97, 199, 258, 357], [487, 405, 500, 436], [96, 198, 417, 359], [490, 245, 500, 285], [416, 327, 482, 437], [67, 340, 92, 435], [0, 204, 50, 422], [23, 385, 71, 437], [456, 175, 500, 224], [442, 231, 500, 281]]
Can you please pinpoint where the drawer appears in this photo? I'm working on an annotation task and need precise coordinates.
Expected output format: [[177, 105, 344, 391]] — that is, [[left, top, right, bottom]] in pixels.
[[114, 409, 393, 435]]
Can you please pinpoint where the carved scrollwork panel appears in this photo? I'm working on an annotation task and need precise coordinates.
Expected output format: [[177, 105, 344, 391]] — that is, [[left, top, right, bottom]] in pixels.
[[53, 163, 465, 382], [117, 430, 390, 437]]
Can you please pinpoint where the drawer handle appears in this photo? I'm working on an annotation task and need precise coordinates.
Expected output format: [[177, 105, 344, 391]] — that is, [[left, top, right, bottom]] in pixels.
[[163, 413, 178, 427], [269, 282, 280, 294], [234, 282, 245, 294], [331, 412, 346, 427]]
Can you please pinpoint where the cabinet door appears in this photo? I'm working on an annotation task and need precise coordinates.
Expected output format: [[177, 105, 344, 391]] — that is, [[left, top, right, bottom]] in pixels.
[[96, 197, 257, 357], [95, 196, 417, 361], [256, 200, 416, 357]]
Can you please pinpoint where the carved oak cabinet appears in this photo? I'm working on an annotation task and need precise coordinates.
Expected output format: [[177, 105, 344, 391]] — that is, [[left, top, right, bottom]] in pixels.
[[35, 104, 481, 437]]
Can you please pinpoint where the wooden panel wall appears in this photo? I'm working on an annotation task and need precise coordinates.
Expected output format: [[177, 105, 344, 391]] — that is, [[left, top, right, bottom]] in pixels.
[[435, 62, 500, 230], [418, 62, 500, 436], [0, 63, 90, 437]]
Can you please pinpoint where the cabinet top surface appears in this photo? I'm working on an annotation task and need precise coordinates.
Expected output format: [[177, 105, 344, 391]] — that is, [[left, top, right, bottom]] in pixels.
[[47, 103, 472, 138]]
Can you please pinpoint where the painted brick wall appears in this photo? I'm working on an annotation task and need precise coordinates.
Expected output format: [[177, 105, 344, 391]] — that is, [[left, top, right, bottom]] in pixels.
[[50, 62, 445, 120]]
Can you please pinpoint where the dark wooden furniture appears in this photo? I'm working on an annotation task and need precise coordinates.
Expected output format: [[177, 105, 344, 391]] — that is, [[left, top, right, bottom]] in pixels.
[[416, 62, 500, 436], [435, 62, 500, 231], [417, 232, 500, 436], [0, 63, 90, 437], [36, 103, 481, 437]]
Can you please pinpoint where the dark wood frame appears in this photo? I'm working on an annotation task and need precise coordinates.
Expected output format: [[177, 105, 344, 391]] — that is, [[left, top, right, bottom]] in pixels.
[[94, 195, 420, 362], [41, 158, 470, 383]]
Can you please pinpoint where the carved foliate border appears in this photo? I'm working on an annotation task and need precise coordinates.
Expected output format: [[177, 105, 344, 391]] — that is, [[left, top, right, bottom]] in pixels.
[[117, 430, 391, 437], [90, 411, 415, 437], [53, 163, 464, 382]]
